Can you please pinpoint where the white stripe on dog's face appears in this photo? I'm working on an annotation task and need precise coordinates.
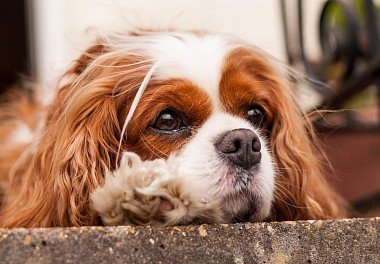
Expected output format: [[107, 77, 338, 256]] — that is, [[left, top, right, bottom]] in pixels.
[[141, 33, 233, 109]]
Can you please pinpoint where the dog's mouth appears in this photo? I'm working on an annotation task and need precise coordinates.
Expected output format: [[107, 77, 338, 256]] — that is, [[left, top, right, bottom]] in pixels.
[[218, 189, 260, 223]]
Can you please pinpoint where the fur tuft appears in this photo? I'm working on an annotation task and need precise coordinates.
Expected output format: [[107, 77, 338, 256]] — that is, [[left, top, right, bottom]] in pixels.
[[90, 152, 224, 226]]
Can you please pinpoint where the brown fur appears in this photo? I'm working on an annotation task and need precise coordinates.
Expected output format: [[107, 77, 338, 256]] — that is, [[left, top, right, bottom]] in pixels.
[[0, 37, 346, 228], [0, 43, 213, 227], [126, 78, 213, 160], [0, 84, 41, 200]]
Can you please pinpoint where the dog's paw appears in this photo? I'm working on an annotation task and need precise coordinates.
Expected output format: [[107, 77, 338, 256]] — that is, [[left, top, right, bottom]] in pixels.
[[91, 151, 224, 226]]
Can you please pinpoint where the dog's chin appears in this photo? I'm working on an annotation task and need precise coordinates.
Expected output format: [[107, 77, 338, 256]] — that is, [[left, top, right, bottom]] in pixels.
[[219, 189, 268, 223], [215, 169, 271, 223]]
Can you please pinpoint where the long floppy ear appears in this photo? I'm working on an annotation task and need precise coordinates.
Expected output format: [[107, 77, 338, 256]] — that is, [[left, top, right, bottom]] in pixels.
[[0, 42, 149, 227], [269, 79, 347, 220]]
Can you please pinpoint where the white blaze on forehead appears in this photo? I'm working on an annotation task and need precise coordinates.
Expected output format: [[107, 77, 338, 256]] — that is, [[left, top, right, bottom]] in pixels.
[[144, 33, 233, 109]]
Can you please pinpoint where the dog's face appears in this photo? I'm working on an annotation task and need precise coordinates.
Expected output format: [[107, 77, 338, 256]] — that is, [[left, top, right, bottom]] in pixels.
[[104, 33, 281, 222], [0, 31, 345, 228]]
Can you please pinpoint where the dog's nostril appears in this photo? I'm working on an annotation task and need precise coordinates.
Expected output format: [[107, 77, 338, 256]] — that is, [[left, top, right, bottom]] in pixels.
[[252, 136, 261, 152], [215, 128, 262, 168], [233, 140, 241, 151]]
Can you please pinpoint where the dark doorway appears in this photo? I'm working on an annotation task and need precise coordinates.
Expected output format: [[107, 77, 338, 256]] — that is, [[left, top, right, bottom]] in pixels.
[[0, 0, 30, 92]]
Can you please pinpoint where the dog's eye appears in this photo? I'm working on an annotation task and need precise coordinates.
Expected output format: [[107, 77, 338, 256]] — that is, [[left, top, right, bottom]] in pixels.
[[151, 109, 185, 132], [246, 105, 265, 127]]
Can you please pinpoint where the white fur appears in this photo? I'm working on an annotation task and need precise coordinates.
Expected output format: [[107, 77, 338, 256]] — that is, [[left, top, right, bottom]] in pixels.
[[117, 61, 161, 160], [146, 33, 233, 109]]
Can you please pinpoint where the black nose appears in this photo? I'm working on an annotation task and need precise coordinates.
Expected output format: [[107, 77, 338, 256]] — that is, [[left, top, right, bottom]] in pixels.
[[215, 128, 261, 168]]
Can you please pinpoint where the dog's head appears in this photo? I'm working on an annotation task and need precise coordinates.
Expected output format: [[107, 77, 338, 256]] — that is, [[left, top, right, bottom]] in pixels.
[[2, 31, 346, 227]]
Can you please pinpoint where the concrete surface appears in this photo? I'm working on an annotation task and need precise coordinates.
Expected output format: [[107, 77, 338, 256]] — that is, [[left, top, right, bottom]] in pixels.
[[0, 217, 379, 264]]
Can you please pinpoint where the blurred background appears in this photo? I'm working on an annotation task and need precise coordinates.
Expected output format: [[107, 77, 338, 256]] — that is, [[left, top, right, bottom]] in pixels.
[[0, 0, 379, 216]]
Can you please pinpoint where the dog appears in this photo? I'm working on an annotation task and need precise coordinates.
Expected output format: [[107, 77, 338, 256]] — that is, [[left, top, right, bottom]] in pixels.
[[0, 31, 346, 227]]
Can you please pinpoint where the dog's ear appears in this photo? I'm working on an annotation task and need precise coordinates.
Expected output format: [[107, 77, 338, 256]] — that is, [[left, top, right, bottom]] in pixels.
[[269, 81, 347, 220], [0, 42, 150, 227]]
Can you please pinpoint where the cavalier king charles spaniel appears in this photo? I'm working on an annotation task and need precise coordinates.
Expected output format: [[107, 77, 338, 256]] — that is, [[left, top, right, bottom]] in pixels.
[[0, 31, 346, 227]]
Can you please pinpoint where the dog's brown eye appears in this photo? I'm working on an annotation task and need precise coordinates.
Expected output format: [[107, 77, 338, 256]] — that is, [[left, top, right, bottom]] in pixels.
[[151, 109, 185, 132], [246, 105, 265, 127]]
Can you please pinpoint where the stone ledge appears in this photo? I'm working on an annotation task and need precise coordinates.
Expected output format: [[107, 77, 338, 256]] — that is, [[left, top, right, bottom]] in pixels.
[[0, 218, 379, 264]]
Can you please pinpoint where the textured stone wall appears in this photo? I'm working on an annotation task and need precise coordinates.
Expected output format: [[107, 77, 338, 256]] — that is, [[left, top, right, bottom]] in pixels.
[[0, 217, 379, 263]]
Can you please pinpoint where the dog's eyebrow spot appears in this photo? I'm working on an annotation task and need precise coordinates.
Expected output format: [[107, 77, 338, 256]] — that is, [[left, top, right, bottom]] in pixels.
[[219, 48, 278, 122], [131, 78, 213, 126], [125, 78, 213, 159]]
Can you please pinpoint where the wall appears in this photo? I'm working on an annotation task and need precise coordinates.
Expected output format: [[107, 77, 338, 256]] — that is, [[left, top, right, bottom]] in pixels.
[[31, 0, 325, 87]]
